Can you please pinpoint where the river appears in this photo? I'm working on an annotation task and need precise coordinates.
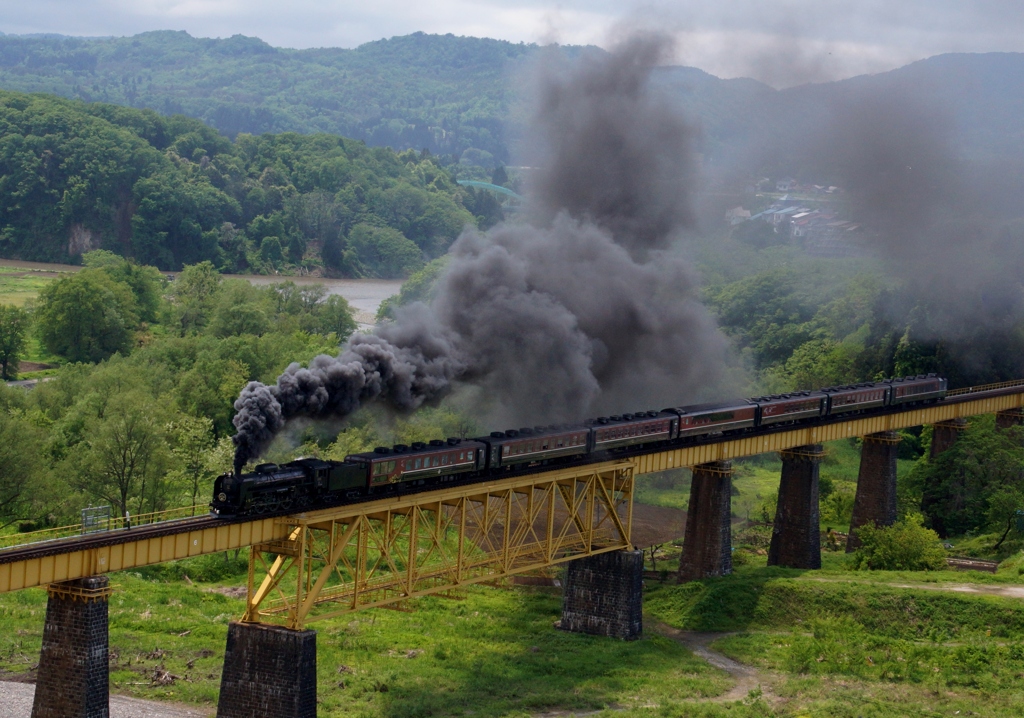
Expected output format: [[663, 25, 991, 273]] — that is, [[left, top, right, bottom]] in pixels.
[[0, 260, 402, 327]]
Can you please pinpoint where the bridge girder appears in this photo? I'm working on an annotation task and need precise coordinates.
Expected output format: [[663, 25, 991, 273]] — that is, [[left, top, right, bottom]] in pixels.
[[242, 460, 636, 630]]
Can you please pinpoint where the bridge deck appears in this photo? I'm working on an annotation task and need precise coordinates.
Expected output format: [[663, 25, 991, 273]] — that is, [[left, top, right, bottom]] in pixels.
[[0, 381, 1020, 596]]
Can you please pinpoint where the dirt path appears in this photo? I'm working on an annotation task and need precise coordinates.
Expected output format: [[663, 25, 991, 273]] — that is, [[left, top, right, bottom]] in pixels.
[[0, 680, 211, 718], [806, 576, 1024, 598], [650, 622, 776, 704]]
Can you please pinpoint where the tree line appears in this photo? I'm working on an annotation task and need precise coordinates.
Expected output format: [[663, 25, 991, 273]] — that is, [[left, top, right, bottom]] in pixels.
[[0, 251, 369, 528], [0, 89, 505, 274]]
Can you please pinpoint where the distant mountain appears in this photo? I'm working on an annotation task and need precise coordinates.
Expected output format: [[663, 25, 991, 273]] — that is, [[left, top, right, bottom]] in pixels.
[[0, 31, 538, 164], [0, 31, 1022, 167]]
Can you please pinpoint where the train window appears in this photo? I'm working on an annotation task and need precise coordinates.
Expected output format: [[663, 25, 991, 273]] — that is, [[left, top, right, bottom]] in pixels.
[[415, 458, 422, 469], [387, 461, 395, 472], [442, 455, 449, 466]]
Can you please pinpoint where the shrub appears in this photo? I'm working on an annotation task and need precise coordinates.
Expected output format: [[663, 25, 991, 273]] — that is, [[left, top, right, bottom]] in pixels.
[[851, 514, 947, 571]]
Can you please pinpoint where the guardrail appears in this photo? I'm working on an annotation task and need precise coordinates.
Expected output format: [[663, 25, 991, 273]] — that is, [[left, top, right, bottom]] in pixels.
[[0, 504, 206, 551], [947, 378, 1024, 397]]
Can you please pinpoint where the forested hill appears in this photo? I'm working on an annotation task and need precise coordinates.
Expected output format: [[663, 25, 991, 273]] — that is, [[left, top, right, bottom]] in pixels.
[[0, 31, 537, 165], [0, 89, 497, 271], [1, 31, 1024, 166]]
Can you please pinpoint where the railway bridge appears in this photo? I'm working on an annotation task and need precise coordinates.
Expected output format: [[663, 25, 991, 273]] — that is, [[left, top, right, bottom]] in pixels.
[[5, 379, 1024, 717]]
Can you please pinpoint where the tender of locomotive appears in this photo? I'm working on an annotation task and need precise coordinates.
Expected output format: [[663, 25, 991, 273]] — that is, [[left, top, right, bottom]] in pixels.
[[210, 458, 365, 516], [212, 374, 949, 518]]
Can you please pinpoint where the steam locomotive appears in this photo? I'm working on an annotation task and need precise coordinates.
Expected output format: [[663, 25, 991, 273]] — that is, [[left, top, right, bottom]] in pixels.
[[210, 374, 946, 517]]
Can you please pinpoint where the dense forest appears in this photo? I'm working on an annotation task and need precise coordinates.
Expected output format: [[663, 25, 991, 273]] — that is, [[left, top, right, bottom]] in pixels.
[[0, 31, 535, 164], [0, 31, 1023, 168], [0, 89, 507, 271]]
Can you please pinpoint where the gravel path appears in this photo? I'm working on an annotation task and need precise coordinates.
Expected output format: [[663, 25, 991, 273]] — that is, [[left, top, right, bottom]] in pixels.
[[650, 622, 777, 704], [0, 682, 212, 718]]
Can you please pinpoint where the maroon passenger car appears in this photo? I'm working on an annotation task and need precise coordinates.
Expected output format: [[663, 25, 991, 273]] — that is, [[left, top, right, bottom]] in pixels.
[[755, 391, 827, 425]]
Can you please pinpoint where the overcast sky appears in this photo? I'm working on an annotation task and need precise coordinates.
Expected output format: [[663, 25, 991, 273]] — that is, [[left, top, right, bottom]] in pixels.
[[2, 0, 1023, 86]]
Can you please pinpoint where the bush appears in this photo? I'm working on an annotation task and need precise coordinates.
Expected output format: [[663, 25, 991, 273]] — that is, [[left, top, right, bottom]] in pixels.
[[348, 223, 423, 278], [851, 514, 947, 571]]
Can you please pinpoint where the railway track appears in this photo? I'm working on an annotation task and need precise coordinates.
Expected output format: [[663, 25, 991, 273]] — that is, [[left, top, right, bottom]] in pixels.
[[1, 377, 1022, 569]]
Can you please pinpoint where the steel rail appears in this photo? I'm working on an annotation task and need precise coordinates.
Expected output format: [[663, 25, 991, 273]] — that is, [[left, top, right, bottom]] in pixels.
[[0, 377, 1022, 588]]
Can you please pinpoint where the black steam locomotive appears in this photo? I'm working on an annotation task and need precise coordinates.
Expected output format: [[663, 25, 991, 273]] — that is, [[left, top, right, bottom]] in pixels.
[[210, 374, 946, 517]]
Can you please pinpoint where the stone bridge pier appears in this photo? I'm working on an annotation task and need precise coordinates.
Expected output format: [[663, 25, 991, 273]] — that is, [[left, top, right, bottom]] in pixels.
[[996, 409, 1024, 431], [678, 461, 733, 582], [32, 576, 111, 718], [217, 622, 317, 718], [931, 418, 967, 458], [560, 550, 644, 640], [847, 431, 901, 551], [769, 445, 824, 569]]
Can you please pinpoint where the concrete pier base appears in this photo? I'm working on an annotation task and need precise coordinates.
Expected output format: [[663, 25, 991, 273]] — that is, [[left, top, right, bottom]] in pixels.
[[560, 550, 643, 640], [847, 431, 901, 551], [31, 576, 111, 718], [768, 445, 824, 569], [678, 461, 733, 582], [217, 622, 317, 718]]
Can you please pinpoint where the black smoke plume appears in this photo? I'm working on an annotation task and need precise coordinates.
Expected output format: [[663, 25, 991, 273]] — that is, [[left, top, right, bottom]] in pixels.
[[776, 78, 1024, 385], [231, 33, 734, 471]]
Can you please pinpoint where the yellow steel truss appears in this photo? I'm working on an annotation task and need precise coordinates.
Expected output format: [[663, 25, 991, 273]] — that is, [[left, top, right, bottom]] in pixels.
[[1, 385, 1023, 598], [242, 460, 635, 629]]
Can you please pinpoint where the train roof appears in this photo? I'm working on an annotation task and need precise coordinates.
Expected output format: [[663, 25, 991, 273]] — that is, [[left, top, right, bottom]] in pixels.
[[478, 423, 589, 441], [748, 391, 826, 402], [664, 400, 754, 414], [347, 437, 483, 462], [586, 411, 671, 425], [819, 382, 885, 392]]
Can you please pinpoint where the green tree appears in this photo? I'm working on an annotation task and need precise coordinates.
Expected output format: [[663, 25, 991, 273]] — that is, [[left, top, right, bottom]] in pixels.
[[910, 416, 1024, 537], [0, 305, 29, 380], [166, 414, 216, 512], [35, 270, 139, 362], [209, 280, 271, 338], [376, 256, 448, 320], [0, 413, 44, 526], [348, 223, 423, 278], [170, 261, 222, 335], [259, 236, 283, 265], [306, 294, 357, 340], [73, 391, 168, 519], [986, 486, 1024, 551], [82, 250, 165, 323]]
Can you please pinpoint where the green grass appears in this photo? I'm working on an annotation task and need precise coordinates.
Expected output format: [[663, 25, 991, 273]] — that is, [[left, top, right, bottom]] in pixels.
[[646, 558, 1024, 717], [0, 552, 730, 717], [0, 265, 65, 307]]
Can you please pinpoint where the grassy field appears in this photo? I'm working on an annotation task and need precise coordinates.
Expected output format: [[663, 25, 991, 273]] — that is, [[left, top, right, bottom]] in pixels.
[[4, 551, 1024, 716], [0, 553, 736, 718], [646, 558, 1024, 717], [0, 263, 67, 371]]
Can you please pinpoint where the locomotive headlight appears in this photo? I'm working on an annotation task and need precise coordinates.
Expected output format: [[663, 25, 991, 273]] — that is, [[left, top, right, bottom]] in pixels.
[[218, 492, 228, 502]]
